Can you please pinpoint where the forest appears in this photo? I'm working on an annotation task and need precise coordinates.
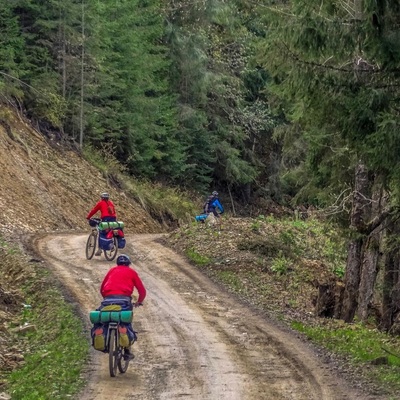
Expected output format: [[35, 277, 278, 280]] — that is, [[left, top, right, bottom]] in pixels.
[[1, 1, 400, 331]]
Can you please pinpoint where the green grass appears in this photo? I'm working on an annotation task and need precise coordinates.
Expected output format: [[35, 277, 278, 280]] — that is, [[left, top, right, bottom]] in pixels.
[[263, 216, 348, 277], [291, 321, 400, 392], [6, 290, 88, 399], [0, 247, 89, 400], [270, 253, 291, 276], [185, 248, 211, 265], [213, 271, 247, 293]]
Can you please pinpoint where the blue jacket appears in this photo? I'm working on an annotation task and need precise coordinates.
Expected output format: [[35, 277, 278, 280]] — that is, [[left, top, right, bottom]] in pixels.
[[205, 197, 224, 214]]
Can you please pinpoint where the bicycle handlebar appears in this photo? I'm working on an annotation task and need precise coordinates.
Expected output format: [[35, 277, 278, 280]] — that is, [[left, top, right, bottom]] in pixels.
[[88, 218, 101, 227]]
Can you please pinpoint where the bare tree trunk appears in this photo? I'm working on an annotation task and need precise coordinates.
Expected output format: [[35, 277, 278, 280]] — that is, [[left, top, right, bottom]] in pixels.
[[356, 236, 380, 320], [243, 183, 251, 204], [342, 238, 363, 322], [356, 188, 385, 321], [350, 163, 370, 228], [381, 251, 395, 331], [354, 0, 363, 20], [62, 27, 66, 99], [391, 269, 400, 334], [341, 162, 371, 321], [57, 3, 66, 136], [227, 184, 236, 216], [390, 264, 400, 334], [380, 221, 400, 332]]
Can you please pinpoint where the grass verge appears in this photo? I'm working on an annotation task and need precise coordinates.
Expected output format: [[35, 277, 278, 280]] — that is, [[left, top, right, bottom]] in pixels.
[[0, 240, 89, 400], [292, 320, 400, 395]]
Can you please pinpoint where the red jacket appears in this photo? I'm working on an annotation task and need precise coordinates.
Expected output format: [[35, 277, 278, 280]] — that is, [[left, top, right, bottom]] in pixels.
[[100, 265, 146, 303], [87, 199, 116, 220]]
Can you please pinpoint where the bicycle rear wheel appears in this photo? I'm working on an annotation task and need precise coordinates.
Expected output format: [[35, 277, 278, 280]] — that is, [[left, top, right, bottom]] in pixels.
[[104, 236, 118, 261], [108, 329, 118, 377], [117, 349, 129, 373], [86, 231, 97, 260]]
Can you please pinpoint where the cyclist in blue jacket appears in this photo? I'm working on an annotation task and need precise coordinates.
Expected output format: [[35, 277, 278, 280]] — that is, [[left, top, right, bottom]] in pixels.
[[204, 191, 224, 218]]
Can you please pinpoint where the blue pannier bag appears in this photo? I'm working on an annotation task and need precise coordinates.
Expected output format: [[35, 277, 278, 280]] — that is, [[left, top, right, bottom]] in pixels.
[[99, 231, 113, 250], [117, 236, 126, 249]]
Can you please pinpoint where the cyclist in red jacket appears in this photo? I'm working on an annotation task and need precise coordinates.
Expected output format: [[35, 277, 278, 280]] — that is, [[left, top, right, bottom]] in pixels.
[[87, 192, 117, 256], [98, 254, 146, 360], [87, 192, 117, 221], [100, 255, 146, 304]]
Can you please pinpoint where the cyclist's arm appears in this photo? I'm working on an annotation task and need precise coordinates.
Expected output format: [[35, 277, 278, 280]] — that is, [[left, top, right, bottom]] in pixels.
[[100, 270, 112, 296], [87, 202, 101, 219], [132, 271, 146, 304]]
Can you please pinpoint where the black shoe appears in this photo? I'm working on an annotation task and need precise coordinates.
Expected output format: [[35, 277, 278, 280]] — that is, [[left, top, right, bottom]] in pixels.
[[123, 350, 135, 361]]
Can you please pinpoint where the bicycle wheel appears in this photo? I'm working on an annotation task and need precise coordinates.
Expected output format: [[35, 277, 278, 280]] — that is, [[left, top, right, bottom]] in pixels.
[[86, 231, 97, 260], [117, 347, 129, 373], [104, 236, 118, 261], [108, 329, 118, 377]]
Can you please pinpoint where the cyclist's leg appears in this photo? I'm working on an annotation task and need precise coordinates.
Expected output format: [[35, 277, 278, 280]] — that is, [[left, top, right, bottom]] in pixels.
[[212, 209, 222, 230], [123, 327, 135, 360], [95, 234, 102, 256]]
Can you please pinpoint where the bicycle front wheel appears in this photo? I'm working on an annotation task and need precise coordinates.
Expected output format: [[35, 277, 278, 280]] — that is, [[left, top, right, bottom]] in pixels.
[[104, 236, 118, 261], [86, 231, 97, 260], [108, 329, 118, 377]]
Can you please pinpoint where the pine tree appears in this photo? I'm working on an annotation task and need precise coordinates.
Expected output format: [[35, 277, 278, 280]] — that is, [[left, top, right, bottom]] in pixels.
[[0, 2, 25, 100], [166, 0, 279, 195], [13, 0, 83, 128], [84, 0, 184, 181]]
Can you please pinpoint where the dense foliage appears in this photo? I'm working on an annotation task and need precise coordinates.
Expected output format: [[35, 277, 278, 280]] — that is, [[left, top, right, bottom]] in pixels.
[[2, 0, 400, 329], [260, 0, 400, 330], [0, 0, 278, 198]]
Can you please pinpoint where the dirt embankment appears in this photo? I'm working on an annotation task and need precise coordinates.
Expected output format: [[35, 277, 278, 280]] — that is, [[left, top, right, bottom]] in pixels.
[[0, 106, 161, 239], [0, 105, 162, 385]]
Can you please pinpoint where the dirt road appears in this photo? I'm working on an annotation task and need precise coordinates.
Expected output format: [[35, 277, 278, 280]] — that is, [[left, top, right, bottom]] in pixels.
[[34, 233, 381, 400]]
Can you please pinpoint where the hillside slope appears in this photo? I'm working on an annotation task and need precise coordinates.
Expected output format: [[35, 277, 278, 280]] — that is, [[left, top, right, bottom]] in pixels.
[[0, 107, 162, 238]]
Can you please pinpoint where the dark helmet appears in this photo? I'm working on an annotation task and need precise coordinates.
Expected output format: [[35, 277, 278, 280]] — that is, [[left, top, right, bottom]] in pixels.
[[212, 191, 218, 197], [100, 192, 110, 200], [117, 254, 131, 266]]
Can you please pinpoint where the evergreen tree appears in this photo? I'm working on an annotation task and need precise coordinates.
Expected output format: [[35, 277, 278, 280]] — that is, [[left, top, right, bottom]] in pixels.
[[13, 0, 82, 127], [85, 0, 184, 181], [0, 2, 25, 100], [261, 0, 400, 328], [166, 0, 279, 195]]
